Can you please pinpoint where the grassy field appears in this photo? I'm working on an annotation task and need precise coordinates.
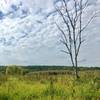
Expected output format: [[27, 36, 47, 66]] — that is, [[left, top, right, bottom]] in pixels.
[[0, 66, 100, 100]]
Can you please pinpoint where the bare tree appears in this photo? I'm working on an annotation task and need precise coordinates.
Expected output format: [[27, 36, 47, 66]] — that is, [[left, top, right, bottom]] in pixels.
[[55, 0, 97, 78]]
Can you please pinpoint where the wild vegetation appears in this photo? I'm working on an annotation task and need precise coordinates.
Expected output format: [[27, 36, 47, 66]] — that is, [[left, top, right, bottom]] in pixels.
[[0, 66, 99, 100]]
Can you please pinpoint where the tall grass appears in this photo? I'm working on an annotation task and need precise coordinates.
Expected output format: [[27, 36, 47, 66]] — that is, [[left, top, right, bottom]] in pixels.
[[0, 69, 100, 100]]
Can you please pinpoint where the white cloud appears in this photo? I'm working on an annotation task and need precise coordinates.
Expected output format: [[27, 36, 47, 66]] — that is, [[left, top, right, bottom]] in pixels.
[[0, 0, 100, 66]]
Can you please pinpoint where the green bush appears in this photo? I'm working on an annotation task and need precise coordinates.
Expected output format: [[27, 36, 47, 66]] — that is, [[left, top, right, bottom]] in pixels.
[[6, 65, 23, 75]]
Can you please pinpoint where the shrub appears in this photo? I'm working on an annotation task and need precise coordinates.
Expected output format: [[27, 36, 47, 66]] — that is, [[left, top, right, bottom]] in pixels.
[[6, 65, 23, 75]]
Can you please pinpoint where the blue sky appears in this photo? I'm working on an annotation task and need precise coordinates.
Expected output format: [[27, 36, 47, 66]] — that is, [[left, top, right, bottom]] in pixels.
[[0, 0, 100, 66]]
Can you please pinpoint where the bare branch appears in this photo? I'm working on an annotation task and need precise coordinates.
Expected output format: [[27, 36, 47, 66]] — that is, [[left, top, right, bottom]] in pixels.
[[76, 39, 85, 56], [61, 50, 70, 54], [60, 39, 69, 49], [63, 0, 75, 29], [55, 22, 68, 43], [81, 14, 96, 32], [55, 6, 73, 50]]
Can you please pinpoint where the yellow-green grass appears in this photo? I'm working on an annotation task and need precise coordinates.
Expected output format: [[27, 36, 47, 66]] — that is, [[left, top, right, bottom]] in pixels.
[[0, 70, 100, 100]]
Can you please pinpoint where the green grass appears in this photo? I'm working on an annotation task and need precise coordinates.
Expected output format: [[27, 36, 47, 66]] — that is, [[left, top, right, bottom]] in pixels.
[[0, 69, 100, 100]]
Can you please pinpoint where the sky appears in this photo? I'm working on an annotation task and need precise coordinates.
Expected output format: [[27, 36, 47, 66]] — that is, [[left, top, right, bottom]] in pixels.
[[0, 0, 100, 66]]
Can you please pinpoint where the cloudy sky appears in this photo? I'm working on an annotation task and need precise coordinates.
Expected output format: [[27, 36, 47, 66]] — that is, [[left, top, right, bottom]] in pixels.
[[0, 0, 100, 66]]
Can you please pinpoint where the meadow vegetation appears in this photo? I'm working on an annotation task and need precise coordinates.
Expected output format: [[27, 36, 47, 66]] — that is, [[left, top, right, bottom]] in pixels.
[[0, 66, 100, 100]]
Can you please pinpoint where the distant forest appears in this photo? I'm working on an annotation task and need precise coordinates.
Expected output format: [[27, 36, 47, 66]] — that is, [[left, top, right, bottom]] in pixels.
[[0, 65, 100, 73]]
